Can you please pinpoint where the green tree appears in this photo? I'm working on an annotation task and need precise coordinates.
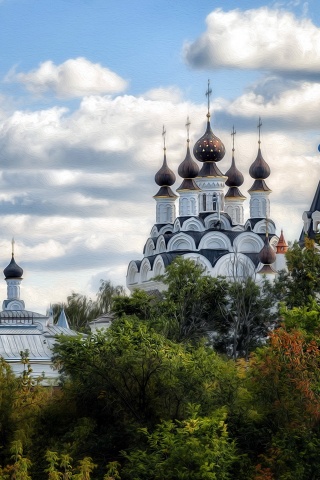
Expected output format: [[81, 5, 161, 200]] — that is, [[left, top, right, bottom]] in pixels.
[[274, 238, 320, 308], [121, 407, 237, 480], [96, 280, 126, 314], [158, 257, 229, 343], [215, 277, 276, 360]]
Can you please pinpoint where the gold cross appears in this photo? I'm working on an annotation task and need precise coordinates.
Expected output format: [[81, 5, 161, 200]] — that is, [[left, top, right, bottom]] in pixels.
[[11, 237, 15, 257]]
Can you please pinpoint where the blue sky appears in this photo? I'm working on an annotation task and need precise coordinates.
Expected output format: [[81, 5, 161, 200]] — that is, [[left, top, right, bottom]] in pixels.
[[0, 0, 320, 311]]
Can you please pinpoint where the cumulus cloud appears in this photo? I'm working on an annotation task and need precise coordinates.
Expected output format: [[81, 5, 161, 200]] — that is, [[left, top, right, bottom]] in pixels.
[[184, 7, 320, 75], [6, 57, 128, 98], [219, 77, 320, 127]]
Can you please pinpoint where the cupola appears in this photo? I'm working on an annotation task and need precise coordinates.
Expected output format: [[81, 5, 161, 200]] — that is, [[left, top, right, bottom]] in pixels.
[[257, 235, 276, 274], [153, 126, 177, 224], [193, 80, 225, 169]]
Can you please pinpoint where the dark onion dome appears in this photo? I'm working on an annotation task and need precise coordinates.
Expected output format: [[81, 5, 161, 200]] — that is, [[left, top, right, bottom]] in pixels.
[[155, 152, 176, 186], [225, 155, 244, 187], [4, 255, 23, 279], [249, 147, 270, 179], [193, 119, 225, 163], [258, 236, 276, 265], [178, 144, 199, 179]]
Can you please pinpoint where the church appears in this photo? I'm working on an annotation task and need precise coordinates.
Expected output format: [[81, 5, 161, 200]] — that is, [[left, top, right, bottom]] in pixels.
[[127, 84, 288, 291], [0, 241, 77, 380]]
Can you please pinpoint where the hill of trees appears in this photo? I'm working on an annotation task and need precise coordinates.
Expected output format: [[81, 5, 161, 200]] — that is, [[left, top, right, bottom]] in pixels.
[[0, 239, 320, 479]]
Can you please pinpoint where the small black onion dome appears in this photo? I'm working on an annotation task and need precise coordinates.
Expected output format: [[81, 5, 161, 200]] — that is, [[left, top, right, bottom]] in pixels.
[[193, 120, 225, 163], [249, 147, 270, 179], [155, 152, 176, 186], [178, 144, 199, 179], [259, 237, 276, 265], [4, 255, 23, 279], [225, 155, 244, 187]]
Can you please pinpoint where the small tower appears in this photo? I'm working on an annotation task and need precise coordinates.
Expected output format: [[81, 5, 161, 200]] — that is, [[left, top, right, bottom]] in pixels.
[[275, 229, 288, 271], [153, 126, 178, 224], [193, 80, 227, 215], [248, 118, 271, 219], [177, 117, 200, 217], [3, 239, 25, 311], [224, 126, 246, 225]]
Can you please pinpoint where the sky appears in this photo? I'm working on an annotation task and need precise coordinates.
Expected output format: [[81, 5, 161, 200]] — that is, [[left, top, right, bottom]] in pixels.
[[0, 0, 319, 312]]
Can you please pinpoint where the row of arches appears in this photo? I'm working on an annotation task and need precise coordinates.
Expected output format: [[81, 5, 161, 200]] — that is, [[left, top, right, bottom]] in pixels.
[[144, 231, 268, 257], [127, 252, 258, 287]]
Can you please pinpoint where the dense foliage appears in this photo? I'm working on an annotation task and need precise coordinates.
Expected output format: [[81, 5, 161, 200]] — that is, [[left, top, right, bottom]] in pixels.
[[1, 243, 320, 479]]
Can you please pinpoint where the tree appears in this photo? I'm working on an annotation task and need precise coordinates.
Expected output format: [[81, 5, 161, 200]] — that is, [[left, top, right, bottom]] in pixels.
[[52, 280, 126, 332], [96, 281, 126, 315], [215, 277, 276, 360], [274, 238, 320, 308], [121, 407, 237, 480], [158, 257, 229, 343], [241, 324, 320, 479]]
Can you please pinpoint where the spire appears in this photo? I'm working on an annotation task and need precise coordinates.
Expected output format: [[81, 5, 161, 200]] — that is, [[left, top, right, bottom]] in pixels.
[[225, 126, 244, 190], [276, 229, 288, 253], [153, 126, 177, 224], [177, 117, 200, 191], [193, 80, 225, 166], [57, 309, 70, 329], [154, 125, 176, 189], [3, 241, 23, 279], [206, 79, 212, 120], [249, 118, 271, 182]]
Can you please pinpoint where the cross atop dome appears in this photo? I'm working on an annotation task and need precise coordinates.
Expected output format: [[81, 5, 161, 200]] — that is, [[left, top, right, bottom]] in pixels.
[[205, 79, 212, 119], [257, 117, 262, 146]]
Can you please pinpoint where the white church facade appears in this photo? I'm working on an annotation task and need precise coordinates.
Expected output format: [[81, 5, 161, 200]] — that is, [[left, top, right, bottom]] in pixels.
[[127, 85, 288, 291]]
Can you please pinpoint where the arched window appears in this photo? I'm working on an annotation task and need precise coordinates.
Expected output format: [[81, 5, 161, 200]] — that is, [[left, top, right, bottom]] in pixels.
[[212, 194, 217, 211], [203, 194, 206, 211]]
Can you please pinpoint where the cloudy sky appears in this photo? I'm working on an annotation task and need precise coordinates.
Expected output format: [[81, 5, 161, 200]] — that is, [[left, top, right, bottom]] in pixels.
[[0, 0, 319, 312]]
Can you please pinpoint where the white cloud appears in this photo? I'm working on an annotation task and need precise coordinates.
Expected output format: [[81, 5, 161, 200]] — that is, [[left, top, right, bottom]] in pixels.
[[6, 57, 128, 98], [142, 86, 183, 103], [184, 7, 320, 74], [220, 77, 320, 126]]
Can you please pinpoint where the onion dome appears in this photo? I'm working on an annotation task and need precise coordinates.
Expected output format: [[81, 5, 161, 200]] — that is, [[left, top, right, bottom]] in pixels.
[[193, 120, 225, 163], [4, 255, 23, 279], [276, 230, 288, 254], [257, 236, 276, 274], [249, 147, 270, 179], [177, 118, 200, 192], [193, 80, 225, 163], [154, 126, 177, 199], [178, 144, 199, 179], [155, 152, 176, 186], [225, 128, 244, 187], [225, 127, 246, 200], [249, 118, 270, 180]]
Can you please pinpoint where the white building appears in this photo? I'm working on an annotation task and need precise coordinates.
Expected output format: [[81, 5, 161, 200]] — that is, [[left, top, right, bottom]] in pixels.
[[127, 89, 287, 291], [0, 247, 77, 380]]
